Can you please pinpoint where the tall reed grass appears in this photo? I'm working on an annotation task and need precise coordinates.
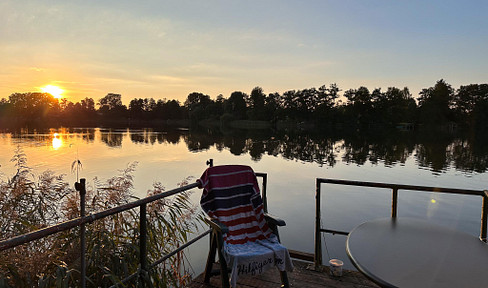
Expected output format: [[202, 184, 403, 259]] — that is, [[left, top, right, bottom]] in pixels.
[[0, 148, 201, 287]]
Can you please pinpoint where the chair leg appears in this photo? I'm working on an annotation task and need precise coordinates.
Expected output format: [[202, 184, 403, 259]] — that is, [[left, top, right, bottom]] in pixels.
[[216, 234, 230, 288], [204, 232, 217, 283], [280, 270, 290, 288]]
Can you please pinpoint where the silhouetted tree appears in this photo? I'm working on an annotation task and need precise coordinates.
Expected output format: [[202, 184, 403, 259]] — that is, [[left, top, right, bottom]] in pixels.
[[248, 87, 266, 120], [184, 92, 212, 123], [417, 80, 454, 127], [280, 90, 298, 119], [224, 91, 248, 120], [81, 97, 96, 112], [158, 99, 183, 120], [317, 84, 340, 108], [98, 93, 127, 119], [314, 84, 341, 127], [372, 87, 416, 125], [7, 92, 60, 125], [265, 92, 281, 121], [453, 84, 488, 128], [129, 98, 145, 119], [344, 86, 373, 127], [59, 97, 97, 125]]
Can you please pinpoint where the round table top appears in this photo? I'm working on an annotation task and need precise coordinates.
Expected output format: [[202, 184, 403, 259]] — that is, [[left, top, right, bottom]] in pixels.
[[346, 217, 488, 288]]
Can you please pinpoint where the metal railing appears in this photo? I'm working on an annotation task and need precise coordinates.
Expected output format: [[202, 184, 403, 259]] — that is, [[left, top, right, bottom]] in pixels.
[[314, 178, 488, 268], [0, 179, 205, 287], [0, 159, 269, 287]]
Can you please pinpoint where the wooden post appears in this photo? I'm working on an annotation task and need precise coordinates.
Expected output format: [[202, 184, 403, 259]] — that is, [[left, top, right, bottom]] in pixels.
[[75, 178, 86, 288], [392, 188, 398, 218], [314, 179, 322, 269], [481, 191, 488, 242], [139, 203, 147, 287], [262, 174, 268, 213]]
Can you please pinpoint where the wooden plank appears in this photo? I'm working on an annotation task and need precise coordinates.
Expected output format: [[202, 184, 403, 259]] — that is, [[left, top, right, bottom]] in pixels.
[[187, 260, 379, 288], [288, 249, 314, 262]]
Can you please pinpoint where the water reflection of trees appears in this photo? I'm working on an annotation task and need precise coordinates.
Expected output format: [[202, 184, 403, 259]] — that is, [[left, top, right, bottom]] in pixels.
[[450, 133, 488, 173], [7, 128, 96, 147], [341, 130, 416, 167], [99, 130, 124, 147], [129, 129, 182, 145], [181, 128, 488, 173], [279, 134, 338, 166], [79, 129, 95, 143], [415, 131, 452, 172], [9, 127, 484, 174]]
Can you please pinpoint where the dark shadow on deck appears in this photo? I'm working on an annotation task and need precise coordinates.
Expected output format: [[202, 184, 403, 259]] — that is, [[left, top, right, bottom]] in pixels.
[[187, 260, 378, 288]]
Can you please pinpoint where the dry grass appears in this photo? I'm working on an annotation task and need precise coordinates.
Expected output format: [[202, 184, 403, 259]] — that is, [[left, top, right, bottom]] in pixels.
[[0, 148, 201, 287]]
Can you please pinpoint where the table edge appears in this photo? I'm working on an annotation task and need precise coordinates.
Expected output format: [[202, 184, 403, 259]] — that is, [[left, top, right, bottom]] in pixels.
[[345, 220, 398, 288]]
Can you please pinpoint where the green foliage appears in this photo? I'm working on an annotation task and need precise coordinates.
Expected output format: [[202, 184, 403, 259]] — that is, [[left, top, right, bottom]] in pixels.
[[0, 149, 200, 287]]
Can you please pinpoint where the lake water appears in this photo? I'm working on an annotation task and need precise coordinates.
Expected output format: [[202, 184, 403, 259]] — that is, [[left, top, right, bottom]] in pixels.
[[1, 127, 487, 274]]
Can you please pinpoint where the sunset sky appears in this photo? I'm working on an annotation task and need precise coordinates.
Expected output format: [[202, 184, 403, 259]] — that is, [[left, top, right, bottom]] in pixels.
[[1, 0, 487, 104]]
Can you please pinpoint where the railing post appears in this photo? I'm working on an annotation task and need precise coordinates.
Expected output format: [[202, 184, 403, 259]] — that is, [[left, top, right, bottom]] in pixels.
[[392, 188, 398, 218], [481, 191, 488, 242], [75, 178, 87, 288], [262, 174, 268, 213], [139, 203, 147, 287], [206, 159, 213, 167], [314, 179, 322, 269]]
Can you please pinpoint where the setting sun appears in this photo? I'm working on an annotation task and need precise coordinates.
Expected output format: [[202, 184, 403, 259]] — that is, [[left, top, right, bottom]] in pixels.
[[41, 85, 64, 99]]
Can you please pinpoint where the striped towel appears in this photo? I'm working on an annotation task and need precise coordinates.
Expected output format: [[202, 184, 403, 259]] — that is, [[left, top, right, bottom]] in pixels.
[[198, 165, 293, 287]]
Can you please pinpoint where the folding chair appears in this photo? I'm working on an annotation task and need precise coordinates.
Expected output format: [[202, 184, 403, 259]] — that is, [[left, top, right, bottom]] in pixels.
[[197, 165, 293, 288]]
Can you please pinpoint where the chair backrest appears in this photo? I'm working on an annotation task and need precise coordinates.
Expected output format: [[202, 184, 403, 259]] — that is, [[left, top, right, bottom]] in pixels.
[[198, 165, 273, 245]]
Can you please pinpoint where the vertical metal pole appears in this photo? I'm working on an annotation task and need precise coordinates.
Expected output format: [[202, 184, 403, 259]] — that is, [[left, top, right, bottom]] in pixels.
[[262, 174, 268, 213], [139, 203, 147, 287], [391, 188, 398, 218], [480, 191, 488, 242], [314, 179, 322, 269], [75, 178, 86, 288]]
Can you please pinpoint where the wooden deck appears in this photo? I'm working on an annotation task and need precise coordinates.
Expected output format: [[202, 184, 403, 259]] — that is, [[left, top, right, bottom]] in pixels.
[[187, 260, 379, 288]]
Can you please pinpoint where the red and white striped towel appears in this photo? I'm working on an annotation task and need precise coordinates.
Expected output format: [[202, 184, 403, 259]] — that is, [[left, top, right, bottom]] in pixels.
[[198, 165, 293, 287]]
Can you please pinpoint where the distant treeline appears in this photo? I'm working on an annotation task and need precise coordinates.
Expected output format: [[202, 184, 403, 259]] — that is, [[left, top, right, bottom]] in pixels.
[[1, 79, 487, 130]]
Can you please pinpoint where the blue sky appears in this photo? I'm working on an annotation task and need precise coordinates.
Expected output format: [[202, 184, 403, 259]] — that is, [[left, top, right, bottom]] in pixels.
[[1, 0, 487, 103]]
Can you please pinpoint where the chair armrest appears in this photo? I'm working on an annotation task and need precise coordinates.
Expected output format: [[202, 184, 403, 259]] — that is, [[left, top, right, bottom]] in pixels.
[[264, 213, 286, 227], [205, 215, 229, 234]]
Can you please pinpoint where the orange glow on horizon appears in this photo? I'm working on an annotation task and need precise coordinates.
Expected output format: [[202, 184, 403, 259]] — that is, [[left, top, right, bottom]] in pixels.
[[40, 85, 65, 99]]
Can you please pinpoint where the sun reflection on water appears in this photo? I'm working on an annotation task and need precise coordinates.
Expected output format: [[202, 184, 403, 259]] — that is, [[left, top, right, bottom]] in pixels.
[[52, 133, 62, 150]]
